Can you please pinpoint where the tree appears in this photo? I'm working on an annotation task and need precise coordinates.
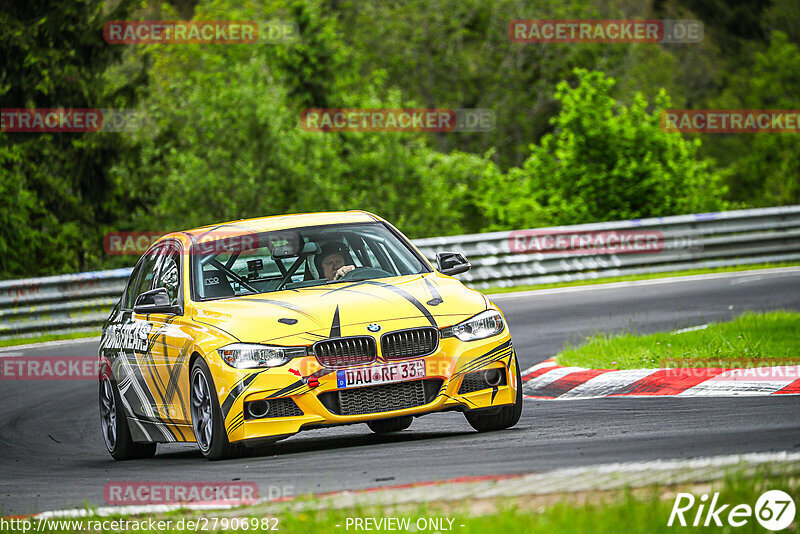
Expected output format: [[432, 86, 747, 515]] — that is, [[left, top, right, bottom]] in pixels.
[[476, 69, 726, 229], [0, 0, 143, 276], [708, 32, 800, 206]]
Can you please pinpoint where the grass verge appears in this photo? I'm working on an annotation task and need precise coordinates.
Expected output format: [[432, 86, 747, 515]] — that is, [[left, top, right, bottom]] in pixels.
[[482, 261, 800, 295], [3, 471, 796, 533], [555, 310, 800, 370]]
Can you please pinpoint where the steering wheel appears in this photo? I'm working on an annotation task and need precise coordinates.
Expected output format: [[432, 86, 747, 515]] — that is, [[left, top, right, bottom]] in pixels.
[[337, 266, 391, 281]]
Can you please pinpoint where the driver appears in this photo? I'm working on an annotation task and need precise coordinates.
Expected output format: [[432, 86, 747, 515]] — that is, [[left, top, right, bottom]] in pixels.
[[316, 242, 356, 281]]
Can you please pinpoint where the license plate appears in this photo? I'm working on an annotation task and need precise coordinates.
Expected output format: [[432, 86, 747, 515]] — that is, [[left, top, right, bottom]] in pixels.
[[336, 360, 426, 389]]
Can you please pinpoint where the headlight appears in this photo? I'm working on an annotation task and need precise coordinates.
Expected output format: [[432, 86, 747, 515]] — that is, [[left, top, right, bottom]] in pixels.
[[217, 343, 306, 369], [440, 310, 504, 341]]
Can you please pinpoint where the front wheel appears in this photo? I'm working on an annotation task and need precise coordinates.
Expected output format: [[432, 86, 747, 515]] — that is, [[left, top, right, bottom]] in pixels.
[[99, 375, 157, 460], [464, 357, 523, 432], [190, 358, 243, 460]]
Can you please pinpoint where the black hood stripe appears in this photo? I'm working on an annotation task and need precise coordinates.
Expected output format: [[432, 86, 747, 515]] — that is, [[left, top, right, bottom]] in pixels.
[[329, 305, 341, 338], [359, 281, 437, 328]]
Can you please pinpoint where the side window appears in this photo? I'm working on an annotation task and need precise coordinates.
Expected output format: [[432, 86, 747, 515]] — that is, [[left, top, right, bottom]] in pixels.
[[131, 247, 162, 306], [153, 245, 181, 305], [124, 262, 144, 309]]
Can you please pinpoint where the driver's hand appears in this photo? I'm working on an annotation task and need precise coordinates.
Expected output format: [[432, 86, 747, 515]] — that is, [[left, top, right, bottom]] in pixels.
[[333, 265, 356, 280]]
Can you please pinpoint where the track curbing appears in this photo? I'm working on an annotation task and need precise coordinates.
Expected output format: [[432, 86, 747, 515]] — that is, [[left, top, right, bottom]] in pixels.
[[521, 359, 800, 399]]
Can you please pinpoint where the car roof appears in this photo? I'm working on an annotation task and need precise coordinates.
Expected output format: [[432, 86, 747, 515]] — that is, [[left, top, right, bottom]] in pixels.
[[177, 211, 381, 241]]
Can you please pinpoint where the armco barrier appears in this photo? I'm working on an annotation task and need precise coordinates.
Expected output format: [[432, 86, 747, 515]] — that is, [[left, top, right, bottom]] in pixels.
[[1, 206, 799, 340]]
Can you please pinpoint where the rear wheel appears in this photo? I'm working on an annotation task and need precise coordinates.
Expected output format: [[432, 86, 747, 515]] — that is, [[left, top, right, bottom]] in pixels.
[[367, 416, 413, 434], [99, 375, 157, 460], [464, 358, 523, 432], [191, 358, 243, 460]]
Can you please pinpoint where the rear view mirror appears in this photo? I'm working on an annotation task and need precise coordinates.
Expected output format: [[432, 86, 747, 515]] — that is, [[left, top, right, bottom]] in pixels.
[[272, 240, 319, 259], [269, 230, 303, 258], [271, 244, 297, 259], [436, 251, 471, 276]]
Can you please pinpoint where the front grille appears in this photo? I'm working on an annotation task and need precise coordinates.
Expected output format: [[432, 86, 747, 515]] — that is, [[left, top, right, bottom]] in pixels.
[[265, 397, 303, 418], [458, 372, 490, 394], [243, 397, 303, 420], [340, 381, 426, 415], [457, 369, 508, 395], [314, 336, 377, 368], [381, 327, 439, 360], [317, 379, 444, 416]]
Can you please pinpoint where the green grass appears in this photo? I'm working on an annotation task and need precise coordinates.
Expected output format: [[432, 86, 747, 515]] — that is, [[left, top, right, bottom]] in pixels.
[[2, 471, 795, 533], [556, 311, 800, 370], [482, 261, 800, 295], [0, 330, 99, 348]]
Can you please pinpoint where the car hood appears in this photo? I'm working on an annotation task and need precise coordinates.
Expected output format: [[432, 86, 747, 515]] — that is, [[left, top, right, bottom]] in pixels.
[[191, 273, 488, 344]]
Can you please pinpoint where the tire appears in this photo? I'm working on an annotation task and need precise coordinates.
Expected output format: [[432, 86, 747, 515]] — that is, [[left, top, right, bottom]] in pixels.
[[367, 416, 413, 434], [464, 357, 523, 432], [190, 358, 243, 460], [99, 375, 157, 461]]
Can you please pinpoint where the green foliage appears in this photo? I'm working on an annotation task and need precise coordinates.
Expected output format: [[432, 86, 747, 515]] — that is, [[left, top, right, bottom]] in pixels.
[[1, 0, 797, 279], [340, 0, 683, 169], [707, 31, 800, 205], [475, 69, 726, 229], [0, 0, 143, 275], [120, 1, 485, 238]]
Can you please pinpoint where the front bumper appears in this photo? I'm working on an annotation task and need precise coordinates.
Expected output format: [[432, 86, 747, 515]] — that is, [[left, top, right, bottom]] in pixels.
[[219, 333, 517, 443]]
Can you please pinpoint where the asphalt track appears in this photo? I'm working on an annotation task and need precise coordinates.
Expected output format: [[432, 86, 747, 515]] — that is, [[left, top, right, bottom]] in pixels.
[[1, 269, 799, 515]]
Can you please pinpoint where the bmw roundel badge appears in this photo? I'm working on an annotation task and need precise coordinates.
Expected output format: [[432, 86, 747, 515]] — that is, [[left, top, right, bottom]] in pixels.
[[367, 323, 381, 332]]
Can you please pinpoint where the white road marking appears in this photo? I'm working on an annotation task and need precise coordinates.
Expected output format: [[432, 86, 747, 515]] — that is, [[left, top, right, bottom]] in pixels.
[[490, 266, 800, 300], [33, 451, 800, 519], [521, 366, 585, 392], [0, 336, 100, 352], [557, 369, 656, 398], [520, 359, 558, 376], [671, 324, 708, 334]]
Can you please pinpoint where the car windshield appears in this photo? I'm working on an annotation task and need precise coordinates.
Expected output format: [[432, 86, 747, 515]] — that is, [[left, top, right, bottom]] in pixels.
[[191, 222, 429, 300]]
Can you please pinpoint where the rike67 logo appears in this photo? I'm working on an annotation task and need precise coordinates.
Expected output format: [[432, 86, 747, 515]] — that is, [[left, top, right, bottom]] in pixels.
[[669, 490, 796, 530]]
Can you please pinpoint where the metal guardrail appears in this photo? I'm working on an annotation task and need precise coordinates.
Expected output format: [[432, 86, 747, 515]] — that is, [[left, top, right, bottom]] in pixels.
[[2, 206, 799, 340]]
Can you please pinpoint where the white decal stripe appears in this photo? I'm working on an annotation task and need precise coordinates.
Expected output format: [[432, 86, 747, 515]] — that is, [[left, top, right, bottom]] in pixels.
[[116, 360, 152, 442], [120, 356, 174, 442]]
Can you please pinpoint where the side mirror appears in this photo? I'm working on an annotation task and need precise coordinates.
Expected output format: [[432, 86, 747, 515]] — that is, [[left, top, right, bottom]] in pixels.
[[436, 251, 471, 276], [134, 288, 180, 315]]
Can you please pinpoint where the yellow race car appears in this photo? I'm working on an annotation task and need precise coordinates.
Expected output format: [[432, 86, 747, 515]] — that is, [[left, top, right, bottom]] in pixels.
[[99, 211, 521, 460]]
